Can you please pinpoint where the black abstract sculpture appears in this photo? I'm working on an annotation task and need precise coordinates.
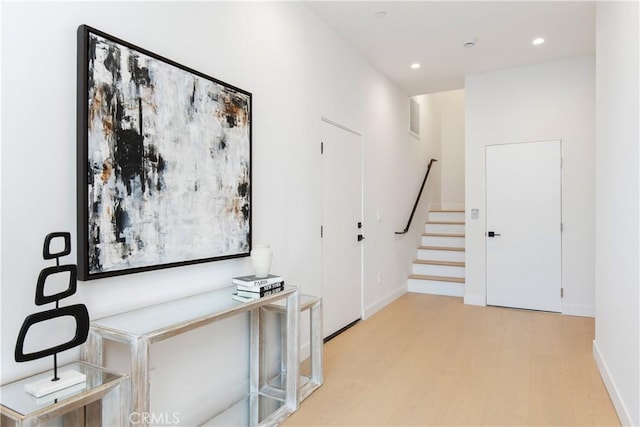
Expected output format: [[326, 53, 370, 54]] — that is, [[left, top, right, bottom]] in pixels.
[[15, 232, 90, 391]]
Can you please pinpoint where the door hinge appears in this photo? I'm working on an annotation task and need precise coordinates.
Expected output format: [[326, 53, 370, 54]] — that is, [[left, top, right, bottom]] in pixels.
[[321, 225, 323, 238], [561, 288, 564, 298], [321, 141, 324, 154]]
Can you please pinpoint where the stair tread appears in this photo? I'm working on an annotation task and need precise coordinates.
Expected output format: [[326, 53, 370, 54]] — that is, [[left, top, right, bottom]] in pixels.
[[413, 260, 465, 267], [419, 245, 465, 252], [426, 221, 465, 225], [429, 209, 465, 213], [422, 233, 465, 238], [409, 274, 465, 283]]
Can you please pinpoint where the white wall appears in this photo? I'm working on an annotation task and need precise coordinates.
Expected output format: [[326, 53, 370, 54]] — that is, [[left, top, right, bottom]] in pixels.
[[593, 2, 639, 426], [406, 94, 441, 243], [434, 90, 465, 209], [412, 89, 465, 211], [465, 56, 596, 315], [0, 2, 422, 423]]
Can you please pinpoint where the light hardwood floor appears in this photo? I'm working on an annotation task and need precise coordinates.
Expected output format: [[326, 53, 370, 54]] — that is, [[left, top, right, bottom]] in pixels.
[[285, 293, 620, 426]]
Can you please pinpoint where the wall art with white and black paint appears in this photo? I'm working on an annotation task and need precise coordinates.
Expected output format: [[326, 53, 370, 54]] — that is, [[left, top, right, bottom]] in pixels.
[[77, 25, 251, 280]]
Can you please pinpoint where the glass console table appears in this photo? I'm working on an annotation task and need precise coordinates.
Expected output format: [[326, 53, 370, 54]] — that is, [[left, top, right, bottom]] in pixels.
[[80, 285, 300, 427], [0, 361, 128, 426]]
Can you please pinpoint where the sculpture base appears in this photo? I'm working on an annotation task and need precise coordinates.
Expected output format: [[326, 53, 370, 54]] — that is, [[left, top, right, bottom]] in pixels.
[[24, 370, 86, 398], [34, 381, 87, 405]]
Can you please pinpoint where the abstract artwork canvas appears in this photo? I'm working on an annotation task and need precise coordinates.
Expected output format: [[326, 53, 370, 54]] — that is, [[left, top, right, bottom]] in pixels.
[[77, 25, 251, 280]]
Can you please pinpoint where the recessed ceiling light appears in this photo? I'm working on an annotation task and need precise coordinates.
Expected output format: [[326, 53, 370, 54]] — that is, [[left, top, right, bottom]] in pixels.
[[533, 37, 545, 45], [374, 11, 387, 18], [411, 63, 421, 70]]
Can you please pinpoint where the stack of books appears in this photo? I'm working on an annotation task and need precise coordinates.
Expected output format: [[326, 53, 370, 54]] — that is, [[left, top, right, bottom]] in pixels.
[[231, 274, 285, 303]]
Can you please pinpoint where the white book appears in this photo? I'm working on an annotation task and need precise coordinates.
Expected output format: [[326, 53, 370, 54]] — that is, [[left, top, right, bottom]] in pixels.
[[232, 274, 284, 289], [232, 293, 260, 303]]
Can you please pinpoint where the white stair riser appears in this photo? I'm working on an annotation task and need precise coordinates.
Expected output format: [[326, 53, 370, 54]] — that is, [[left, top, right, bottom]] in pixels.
[[425, 223, 465, 234], [421, 235, 465, 248], [429, 211, 465, 222], [418, 249, 465, 262], [408, 279, 465, 297], [412, 263, 465, 277]]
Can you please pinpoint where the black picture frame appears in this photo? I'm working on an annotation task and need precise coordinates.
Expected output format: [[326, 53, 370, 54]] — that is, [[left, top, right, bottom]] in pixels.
[[77, 25, 252, 280]]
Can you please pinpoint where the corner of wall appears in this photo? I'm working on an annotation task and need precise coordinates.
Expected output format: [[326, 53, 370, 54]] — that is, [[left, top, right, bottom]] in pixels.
[[593, 340, 634, 426], [463, 294, 486, 306], [363, 283, 407, 319]]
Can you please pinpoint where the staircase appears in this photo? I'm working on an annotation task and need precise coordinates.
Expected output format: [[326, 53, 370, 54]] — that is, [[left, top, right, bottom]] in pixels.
[[408, 209, 465, 297]]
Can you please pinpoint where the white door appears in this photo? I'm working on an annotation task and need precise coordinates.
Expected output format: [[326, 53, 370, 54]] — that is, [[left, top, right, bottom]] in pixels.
[[321, 119, 363, 338], [486, 140, 562, 312]]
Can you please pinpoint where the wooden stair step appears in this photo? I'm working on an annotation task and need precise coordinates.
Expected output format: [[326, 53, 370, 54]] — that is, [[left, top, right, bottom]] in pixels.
[[422, 233, 465, 238], [413, 260, 465, 267], [409, 274, 465, 283], [419, 246, 465, 252], [429, 209, 465, 213], [426, 221, 465, 225]]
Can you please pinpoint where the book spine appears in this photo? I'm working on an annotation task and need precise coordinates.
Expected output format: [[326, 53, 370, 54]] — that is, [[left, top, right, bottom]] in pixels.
[[237, 284, 284, 298], [232, 276, 284, 287], [236, 281, 285, 292]]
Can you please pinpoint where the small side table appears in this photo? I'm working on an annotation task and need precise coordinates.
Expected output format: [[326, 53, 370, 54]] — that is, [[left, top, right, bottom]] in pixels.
[[261, 295, 323, 401], [0, 362, 128, 427]]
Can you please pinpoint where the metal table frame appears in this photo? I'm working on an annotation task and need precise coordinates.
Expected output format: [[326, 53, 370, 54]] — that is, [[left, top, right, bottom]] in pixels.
[[0, 361, 128, 427], [81, 285, 299, 427], [261, 295, 323, 401]]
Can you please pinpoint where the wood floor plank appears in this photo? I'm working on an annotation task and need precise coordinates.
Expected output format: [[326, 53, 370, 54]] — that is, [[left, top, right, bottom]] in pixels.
[[284, 294, 620, 426], [482, 309, 533, 425]]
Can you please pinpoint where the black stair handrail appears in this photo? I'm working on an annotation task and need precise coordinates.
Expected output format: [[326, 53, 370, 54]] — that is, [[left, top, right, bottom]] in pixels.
[[395, 158, 438, 235]]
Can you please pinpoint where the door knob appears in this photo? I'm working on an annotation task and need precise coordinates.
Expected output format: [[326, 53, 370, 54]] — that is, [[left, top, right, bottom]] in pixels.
[[487, 231, 501, 237]]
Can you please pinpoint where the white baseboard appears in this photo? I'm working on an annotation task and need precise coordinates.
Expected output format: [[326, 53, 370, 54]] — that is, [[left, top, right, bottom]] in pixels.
[[300, 341, 310, 363], [363, 284, 407, 319], [464, 298, 595, 316], [593, 340, 634, 426], [562, 303, 595, 318], [464, 293, 486, 306]]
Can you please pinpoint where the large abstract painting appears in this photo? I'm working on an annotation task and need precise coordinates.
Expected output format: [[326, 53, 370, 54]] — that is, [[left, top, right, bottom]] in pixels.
[[77, 25, 251, 280]]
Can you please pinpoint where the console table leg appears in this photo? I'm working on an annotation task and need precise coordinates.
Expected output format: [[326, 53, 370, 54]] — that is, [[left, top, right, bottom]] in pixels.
[[63, 408, 85, 426], [131, 337, 150, 427], [310, 300, 324, 387], [81, 330, 103, 366], [285, 292, 300, 411], [249, 308, 260, 426], [99, 375, 125, 427], [84, 400, 100, 426]]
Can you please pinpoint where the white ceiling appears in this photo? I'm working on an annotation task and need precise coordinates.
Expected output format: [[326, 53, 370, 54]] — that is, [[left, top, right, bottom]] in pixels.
[[306, 1, 596, 95]]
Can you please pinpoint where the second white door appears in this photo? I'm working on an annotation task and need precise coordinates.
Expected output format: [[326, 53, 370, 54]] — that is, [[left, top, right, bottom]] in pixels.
[[486, 140, 562, 312], [321, 119, 363, 338]]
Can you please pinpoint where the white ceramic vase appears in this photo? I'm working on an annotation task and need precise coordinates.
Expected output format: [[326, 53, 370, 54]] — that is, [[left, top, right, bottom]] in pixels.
[[251, 244, 273, 278]]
